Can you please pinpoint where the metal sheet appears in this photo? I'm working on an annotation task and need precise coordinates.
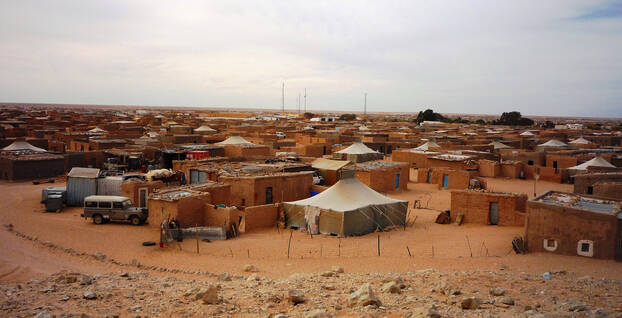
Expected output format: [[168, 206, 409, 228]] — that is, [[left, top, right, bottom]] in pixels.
[[67, 177, 97, 206], [97, 177, 122, 196]]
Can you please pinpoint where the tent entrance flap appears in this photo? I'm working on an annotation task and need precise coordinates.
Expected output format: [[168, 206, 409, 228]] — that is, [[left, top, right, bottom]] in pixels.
[[304, 206, 321, 234]]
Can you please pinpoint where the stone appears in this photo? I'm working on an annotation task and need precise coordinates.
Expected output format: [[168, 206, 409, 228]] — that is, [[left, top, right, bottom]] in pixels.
[[247, 273, 260, 281], [80, 275, 93, 285], [120, 272, 129, 277], [199, 285, 219, 305], [439, 281, 460, 296], [218, 273, 232, 281], [304, 309, 331, 318], [592, 309, 610, 318], [288, 289, 305, 304], [331, 266, 344, 273], [83, 291, 97, 300], [273, 314, 288, 318], [569, 302, 588, 312], [55, 274, 78, 284], [243, 264, 257, 272], [320, 271, 335, 277], [490, 287, 506, 296], [348, 283, 381, 307], [499, 297, 515, 306], [34, 312, 53, 318], [460, 297, 481, 310], [381, 281, 400, 294], [94, 252, 106, 261]]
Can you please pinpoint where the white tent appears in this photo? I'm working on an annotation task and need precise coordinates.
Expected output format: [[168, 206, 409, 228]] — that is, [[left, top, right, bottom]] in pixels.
[[568, 157, 615, 171], [413, 141, 441, 151], [538, 139, 568, 147], [519, 131, 535, 137], [489, 140, 512, 150], [358, 125, 370, 131], [335, 142, 376, 155], [569, 137, 592, 144], [216, 136, 254, 145], [283, 177, 408, 236], [1, 141, 46, 152], [195, 125, 217, 132], [88, 127, 107, 133]]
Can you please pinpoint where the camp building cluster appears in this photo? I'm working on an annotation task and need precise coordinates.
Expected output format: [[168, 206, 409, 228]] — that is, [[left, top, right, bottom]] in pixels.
[[0, 106, 620, 260]]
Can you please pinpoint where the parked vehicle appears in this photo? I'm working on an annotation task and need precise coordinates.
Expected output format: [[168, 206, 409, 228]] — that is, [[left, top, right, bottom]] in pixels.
[[81, 195, 148, 225], [276, 132, 286, 138]]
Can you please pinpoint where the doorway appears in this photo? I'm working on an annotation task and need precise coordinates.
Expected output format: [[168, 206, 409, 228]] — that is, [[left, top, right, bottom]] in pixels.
[[489, 202, 499, 225], [442, 174, 449, 188], [138, 188, 148, 208], [395, 173, 400, 189], [265, 187, 273, 204]]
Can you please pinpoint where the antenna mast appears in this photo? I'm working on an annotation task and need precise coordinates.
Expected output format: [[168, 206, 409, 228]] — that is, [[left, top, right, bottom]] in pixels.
[[364, 92, 367, 117], [282, 82, 285, 114]]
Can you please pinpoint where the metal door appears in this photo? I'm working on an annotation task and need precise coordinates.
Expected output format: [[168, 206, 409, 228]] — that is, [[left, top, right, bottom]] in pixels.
[[395, 173, 400, 189], [265, 187, 273, 204], [427, 171, 432, 183], [489, 202, 499, 225], [442, 174, 449, 188], [139, 188, 147, 208], [616, 218, 622, 262], [190, 170, 198, 184]]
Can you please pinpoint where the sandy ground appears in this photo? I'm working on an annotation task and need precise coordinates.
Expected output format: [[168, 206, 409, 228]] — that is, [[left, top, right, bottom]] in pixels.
[[1, 173, 620, 287]]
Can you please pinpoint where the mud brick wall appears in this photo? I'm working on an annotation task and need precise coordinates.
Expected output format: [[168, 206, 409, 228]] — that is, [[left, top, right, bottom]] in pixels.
[[526, 201, 618, 259], [478, 159, 500, 177], [546, 155, 577, 169], [450, 190, 527, 226], [574, 173, 622, 195], [244, 204, 279, 232], [593, 182, 622, 200]]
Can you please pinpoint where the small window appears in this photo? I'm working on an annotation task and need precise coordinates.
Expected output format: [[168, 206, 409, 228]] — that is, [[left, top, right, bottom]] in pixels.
[[85, 201, 97, 208], [552, 161, 558, 169], [587, 186, 593, 195], [576, 240, 594, 257], [113, 202, 123, 209], [99, 202, 111, 209], [527, 160, 534, 166], [543, 239, 558, 252]]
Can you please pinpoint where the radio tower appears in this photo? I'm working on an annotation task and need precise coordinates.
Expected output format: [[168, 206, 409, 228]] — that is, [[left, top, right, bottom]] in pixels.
[[281, 82, 285, 114], [364, 93, 367, 117]]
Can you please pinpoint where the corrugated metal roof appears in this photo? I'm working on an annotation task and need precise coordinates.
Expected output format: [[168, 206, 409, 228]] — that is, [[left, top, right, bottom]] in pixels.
[[312, 158, 350, 170]]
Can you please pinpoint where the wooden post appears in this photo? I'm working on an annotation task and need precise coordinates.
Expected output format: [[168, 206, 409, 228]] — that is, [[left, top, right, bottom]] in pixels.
[[276, 222, 280, 234], [338, 237, 341, 257], [195, 225, 199, 254], [432, 245, 434, 257], [406, 245, 412, 257], [465, 235, 473, 258], [287, 230, 293, 259], [229, 247, 233, 257], [247, 249, 250, 258], [377, 234, 380, 256]]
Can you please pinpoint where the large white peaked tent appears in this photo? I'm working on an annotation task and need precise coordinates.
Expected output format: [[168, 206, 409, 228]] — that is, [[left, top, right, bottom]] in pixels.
[[333, 142, 383, 163], [538, 139, 568, 147], [569, 137, 593, 144], [1, 141, 46, 152], [568, 157, 615, 171], [413, 141, 441, 151], [283, 177, 408, 236], [216, 136, 254, 145]]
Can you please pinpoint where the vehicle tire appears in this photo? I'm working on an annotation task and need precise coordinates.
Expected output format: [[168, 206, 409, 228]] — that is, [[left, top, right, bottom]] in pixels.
[[142, 241, 156, 246], [93, 214, 104, 225], [130, 215, 141, 226]]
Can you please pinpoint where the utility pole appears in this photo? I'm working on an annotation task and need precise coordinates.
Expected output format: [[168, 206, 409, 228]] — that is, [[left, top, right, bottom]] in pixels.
[[304, 88, 307, 113], [282, 82, 285, 115], [364, 92, 367, 117]]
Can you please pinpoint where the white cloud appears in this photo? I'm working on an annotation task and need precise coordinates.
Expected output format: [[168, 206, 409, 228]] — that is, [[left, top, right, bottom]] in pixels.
[[0, 0, 621, 116]]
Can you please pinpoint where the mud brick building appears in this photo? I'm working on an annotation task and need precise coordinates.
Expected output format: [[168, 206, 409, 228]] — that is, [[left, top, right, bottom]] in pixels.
[[354, 161, 409, 193], [0, 152, 65, 180], [526, 191, 621, 260], [574, 172, 622, 199], [219, 171, 312, 207], [417, 167, 480, 190], [391, 149, 439, 169], [148, 189, 212, 228], [450, 190, 527, 226]]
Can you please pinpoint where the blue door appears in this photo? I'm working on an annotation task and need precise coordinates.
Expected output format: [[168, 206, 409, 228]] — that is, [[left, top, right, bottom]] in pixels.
[[442, 174, 449, 188], [395, 173, 400, 189]]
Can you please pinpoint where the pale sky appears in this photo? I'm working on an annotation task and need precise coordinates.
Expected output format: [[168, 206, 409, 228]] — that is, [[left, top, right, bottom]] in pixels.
[[1, 1, 621, 117]]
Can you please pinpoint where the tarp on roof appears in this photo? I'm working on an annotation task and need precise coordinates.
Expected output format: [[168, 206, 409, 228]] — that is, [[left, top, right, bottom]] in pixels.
[[216, 136, 254, 145], [311, 158, 350, 171], [568, 156, 615, 171], [283, 177, 408, 236], [358, 125, 369, 131], [538, 139, 568, 147], [67, 167, 100, 178], [414, 141, 441, 151], [1, 141, 46, 152], [489, 141, 512, 150], [569, 137, 593, 144], [335, 142, 376, 155]]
